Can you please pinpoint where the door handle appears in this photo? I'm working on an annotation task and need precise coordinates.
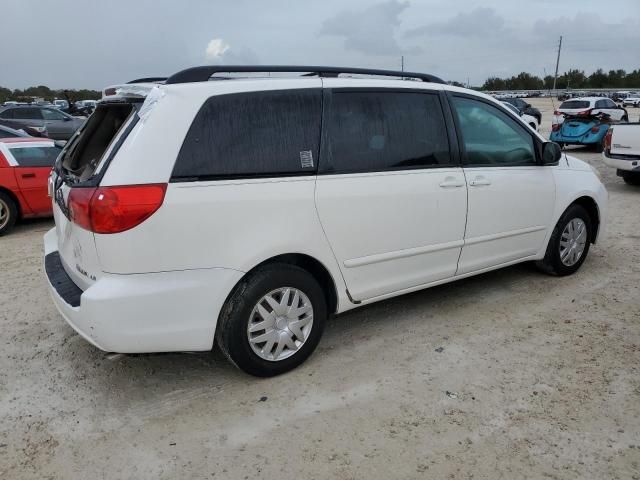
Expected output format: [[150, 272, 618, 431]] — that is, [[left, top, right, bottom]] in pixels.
[[21, 173, 36, 179], [469, 176, 491, 187], [439, 176, 465, 188]]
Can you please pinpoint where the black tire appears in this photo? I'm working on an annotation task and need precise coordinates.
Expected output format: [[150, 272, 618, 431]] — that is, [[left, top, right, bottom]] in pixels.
[[622, 173, 640, 186], [0, 191, 18, 236], [216, 263, 327, 377], [621, 115, 629, 122], [536, 204, 592, 276], [593, 137, 605, 153]]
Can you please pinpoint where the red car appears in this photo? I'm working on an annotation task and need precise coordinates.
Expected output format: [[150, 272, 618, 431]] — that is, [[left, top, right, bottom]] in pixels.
[[0, 138, 61, 235]]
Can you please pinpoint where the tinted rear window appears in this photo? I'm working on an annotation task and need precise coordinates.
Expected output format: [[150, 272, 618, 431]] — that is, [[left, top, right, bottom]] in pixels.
[[173, 89, 321, 180], [10, 146, 61, 167], [559, 100, 590, 109], [322, 91, 451, 174]]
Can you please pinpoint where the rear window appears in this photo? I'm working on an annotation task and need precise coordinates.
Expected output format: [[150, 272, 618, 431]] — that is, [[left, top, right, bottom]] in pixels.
[[559, 100, 590, 110], [60, 103, 135, 182], [10, 146, 61, 167], [322, 91, 451, 173], [172, 89, 321, 180]]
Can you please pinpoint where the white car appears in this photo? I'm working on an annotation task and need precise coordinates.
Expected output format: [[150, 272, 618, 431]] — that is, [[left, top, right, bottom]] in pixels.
[[501, 101, 538, 130], [44, 66, 608, 376], [601, 123, 640, 185], [622, 96, 640, 107], [553, 97, 628, 125]]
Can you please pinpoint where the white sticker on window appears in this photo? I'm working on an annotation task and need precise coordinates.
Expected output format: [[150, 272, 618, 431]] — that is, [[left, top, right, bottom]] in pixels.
[[300, 150, 314, 168]]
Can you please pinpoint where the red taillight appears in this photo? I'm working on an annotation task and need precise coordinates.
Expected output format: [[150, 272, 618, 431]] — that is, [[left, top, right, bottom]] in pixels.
[[590, 125, 600, 133], [604, 128, 613, 152], [552, 123, 561, 132], [68, 187, 95, 231], [553, 110, 560, 116], [68, 184, 167, 234]]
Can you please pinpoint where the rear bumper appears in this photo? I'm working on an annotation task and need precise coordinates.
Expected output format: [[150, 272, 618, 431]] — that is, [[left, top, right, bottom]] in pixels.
[[44, 228, 244, 353], [602, 153, 640, 173]]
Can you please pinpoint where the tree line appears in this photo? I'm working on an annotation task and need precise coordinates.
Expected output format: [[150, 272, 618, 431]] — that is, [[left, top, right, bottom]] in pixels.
[[482, 69, 640, 91], [0, 85, 101, 104]]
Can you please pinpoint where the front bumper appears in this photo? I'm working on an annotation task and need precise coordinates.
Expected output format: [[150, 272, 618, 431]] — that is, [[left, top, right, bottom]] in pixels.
[[44, 228, 244, 353]]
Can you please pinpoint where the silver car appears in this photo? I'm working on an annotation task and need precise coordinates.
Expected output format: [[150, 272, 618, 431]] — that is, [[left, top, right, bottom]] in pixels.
[[0, 105, 85, 140]]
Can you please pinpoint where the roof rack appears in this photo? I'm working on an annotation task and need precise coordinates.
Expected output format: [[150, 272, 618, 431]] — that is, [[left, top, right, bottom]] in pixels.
[[164, 66, 445, 85], [127, 77, 168, 84]]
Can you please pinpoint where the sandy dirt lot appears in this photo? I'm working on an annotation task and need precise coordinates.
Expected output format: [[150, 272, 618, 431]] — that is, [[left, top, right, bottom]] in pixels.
[[1, 99, 639, 479]]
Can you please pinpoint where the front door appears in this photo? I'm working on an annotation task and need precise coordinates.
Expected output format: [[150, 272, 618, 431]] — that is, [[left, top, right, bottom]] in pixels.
[[9, 143, 58, 214], [315, 88, 467, 301], [449, 95, 556, 275]]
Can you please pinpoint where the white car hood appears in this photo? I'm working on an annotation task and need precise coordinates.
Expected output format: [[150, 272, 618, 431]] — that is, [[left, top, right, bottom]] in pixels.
[[561, 154, 591, 171]]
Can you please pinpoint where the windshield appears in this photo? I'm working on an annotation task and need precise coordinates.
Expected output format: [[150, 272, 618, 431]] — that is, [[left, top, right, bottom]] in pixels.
[[559, 100, 590, 110]]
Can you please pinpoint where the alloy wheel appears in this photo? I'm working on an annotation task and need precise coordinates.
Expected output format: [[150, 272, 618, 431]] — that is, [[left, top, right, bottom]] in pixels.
[[559, 218, 587, 267], [0, 198, 9, 230], [247, 287, 314, 362]]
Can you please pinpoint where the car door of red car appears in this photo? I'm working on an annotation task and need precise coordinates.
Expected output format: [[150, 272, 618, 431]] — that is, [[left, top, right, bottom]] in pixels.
[[7, 144, 60, 214]]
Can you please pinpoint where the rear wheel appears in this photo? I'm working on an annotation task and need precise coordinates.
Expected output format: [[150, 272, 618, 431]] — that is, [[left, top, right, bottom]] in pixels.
[[621, 115, 629, 122], [537, 204, 592, 276], [216, 263, 327, 377], [593, 137, 606, 153], [0, 192, 17, 236]]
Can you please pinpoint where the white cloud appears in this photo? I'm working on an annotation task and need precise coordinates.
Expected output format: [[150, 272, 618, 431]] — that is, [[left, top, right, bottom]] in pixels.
[[320, 1, 420, 56], [205, 38, 230, 60]]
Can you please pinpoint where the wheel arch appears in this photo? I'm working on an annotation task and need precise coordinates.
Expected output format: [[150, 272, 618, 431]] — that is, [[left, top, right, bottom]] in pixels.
[[570, 195, 600, 243], [230, 253, 340, 315]]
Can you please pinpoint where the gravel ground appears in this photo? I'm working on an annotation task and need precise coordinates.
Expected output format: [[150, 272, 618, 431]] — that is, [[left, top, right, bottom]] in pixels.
[[1, 99, 639, 479]]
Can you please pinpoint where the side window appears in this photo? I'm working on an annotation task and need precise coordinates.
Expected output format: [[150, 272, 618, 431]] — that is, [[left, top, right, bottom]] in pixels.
[[0, 109, 15, 119], [452, 96, 536, 167], [12, 108, 43, 120], [10, 146, 61, 167], [173, 89, 321, 179], [323, 91, 451, 173], [605, 99, 617, 109], [595, 100, 606, 109], [42, 108, 67, 121]]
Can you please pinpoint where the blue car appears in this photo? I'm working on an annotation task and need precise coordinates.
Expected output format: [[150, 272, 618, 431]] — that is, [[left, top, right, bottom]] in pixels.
[[550, 113, 611, 152]]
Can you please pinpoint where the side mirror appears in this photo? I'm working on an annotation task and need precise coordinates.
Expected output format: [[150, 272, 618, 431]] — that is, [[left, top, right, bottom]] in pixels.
[[525, 103, 531, 108], [542, 141, 562, 165]]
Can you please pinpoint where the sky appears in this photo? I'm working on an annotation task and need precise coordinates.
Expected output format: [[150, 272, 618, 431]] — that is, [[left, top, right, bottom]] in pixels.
[[1, 0, 639, 89]]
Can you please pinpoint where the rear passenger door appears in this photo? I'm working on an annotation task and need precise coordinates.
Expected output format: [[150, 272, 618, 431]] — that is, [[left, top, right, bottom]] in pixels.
[[315, 88, 467, 301], [594, 99, 624, 121]]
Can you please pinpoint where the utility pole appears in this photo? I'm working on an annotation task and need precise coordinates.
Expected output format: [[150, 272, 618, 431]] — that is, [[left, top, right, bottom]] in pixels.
[[401, 55, 404, 72], [552, 35, 563, 94]]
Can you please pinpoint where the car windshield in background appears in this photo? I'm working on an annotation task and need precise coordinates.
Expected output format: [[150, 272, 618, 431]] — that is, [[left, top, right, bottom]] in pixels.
[[559, 100, 590, 109], [10, 146, 61, 167]]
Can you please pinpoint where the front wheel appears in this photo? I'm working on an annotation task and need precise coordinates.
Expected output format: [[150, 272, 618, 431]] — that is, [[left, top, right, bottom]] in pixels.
[[536, 204, 592, 276], [216, 264, 327, 377], [0, 191, 17, 236]]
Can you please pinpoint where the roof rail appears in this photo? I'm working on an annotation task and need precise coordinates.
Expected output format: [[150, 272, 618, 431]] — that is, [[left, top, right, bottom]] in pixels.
[[127, 77, 167, 84], [164, 65, 445, 85]]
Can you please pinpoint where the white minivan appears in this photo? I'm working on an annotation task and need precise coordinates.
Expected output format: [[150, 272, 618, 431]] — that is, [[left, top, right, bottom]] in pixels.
[[45, 66, 608, 376]]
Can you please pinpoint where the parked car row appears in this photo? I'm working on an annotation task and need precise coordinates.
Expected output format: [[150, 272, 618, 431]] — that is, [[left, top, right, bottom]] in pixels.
[[0, 105, 85, 140]]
